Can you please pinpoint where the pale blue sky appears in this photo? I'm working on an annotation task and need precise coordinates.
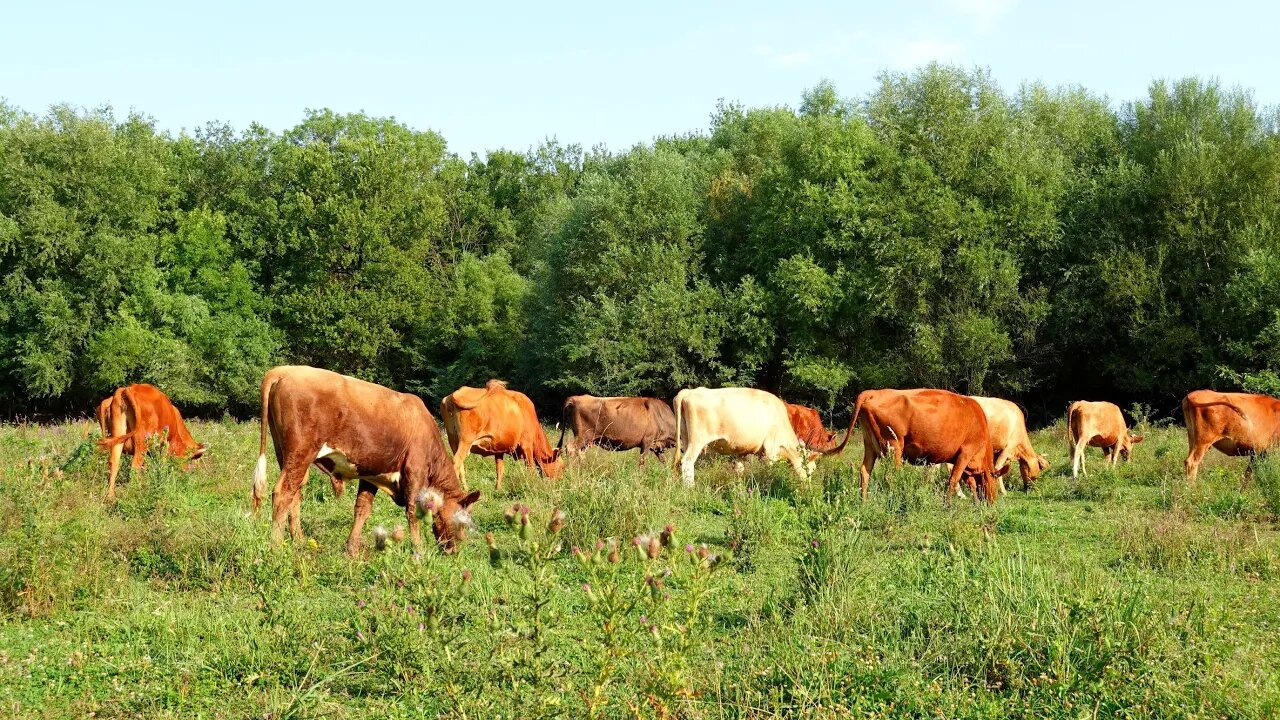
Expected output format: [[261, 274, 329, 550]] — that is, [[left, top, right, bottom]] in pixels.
[[3, 1, 1276, 157]]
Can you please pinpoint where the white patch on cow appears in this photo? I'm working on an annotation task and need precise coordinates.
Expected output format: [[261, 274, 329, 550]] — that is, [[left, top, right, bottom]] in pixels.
[[314, 444, 359, 480], [366, 471, 402, 495]]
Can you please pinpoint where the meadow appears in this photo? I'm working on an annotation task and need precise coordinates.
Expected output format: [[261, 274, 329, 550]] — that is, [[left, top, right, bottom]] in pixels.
[[2, 416, 1280, 719]]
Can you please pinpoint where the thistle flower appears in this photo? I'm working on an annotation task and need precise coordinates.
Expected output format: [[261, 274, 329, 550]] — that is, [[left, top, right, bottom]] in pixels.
[[645, 574, 664, 601], [606, 539, 620, 564], [372, 526, 389, 551], [504, 504, 519, 526], [697, 544, 710, 560], [415, 488, 443, 519], [391, 526, 405, 543], [547, 507, 566, 534], [461, 568, 473, 585], [646, 535, 661, 560], [486, 531, 500, 567], [660, 524, 676, 548], [633, 535, 650, 561], [517, 511, 531, 541]]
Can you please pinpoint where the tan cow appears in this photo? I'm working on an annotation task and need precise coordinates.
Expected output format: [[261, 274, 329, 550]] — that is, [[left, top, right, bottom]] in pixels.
[[440, 380, 562, 491], [970, 396, 1049, 492], [673, 387, 811, 487], [830, 388, 1003, 503], [1067, 401, 1143, 479], [1182, 390, 1280, 481], [252, 366, 479, 554], [97, 384, 206, 502]]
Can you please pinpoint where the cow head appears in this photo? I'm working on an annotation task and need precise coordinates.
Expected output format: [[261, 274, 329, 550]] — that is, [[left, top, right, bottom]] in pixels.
[[181, 442, 208, 471], [539, 448, 564, 479], [1017, 453, 1050, 486], [1120, 434, 1145, 462], [432, 489, 482, 553]]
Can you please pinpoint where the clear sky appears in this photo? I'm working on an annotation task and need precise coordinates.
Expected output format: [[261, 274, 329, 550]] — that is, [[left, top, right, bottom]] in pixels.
[[3, 0, 1276, 158]]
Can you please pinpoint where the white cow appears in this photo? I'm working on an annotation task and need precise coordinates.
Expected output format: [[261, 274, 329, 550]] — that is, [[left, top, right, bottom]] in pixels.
[[673, 387, 811, 487]]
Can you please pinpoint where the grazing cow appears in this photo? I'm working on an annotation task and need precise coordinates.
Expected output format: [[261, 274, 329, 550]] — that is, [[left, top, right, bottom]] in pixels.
[[252, 366, 479, 554], [673, 387, 811, 487], [831, 388, 1002, 503], [969, 396, 1049, 492], [1182, 390, 1280, 482], [440, 380, 563, 491], [97, 384, 206, 502], [1067, 401, 1143, 479], [556, 395, 676, 464], [785, 403, 838, 452]]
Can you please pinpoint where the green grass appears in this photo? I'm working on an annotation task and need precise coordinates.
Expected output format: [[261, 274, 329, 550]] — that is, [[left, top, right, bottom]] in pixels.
[[2, 419, 1280, 718]]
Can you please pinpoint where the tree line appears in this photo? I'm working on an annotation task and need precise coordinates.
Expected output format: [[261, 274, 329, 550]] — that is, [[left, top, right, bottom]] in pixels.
[[2, 64, 1278, 423]]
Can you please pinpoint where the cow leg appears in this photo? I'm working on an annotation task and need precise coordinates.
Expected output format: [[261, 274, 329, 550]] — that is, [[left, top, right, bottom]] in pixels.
[[1184, 436, 1215, 483], [1071, 439, 1086, 479], [271, 453, 312, 545], [638, 440, 649, 468], [680, 441, 708, 487], [859, 437, 878, 501], [494, 456, 505, 492], [944, 460, 967, 503], [344, 481, 378, 556], [452, 443, 471, 494]]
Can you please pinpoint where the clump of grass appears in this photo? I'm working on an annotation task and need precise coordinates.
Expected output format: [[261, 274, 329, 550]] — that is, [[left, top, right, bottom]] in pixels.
[[1255, 453, 1280, 520]]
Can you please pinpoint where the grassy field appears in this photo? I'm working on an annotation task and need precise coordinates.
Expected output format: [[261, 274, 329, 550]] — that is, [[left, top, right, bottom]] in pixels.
[[2, 416, 1280, 719]]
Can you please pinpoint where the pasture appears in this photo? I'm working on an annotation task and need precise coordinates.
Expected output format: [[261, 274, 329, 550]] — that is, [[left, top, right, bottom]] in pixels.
[[2, 417, 1279, 718]]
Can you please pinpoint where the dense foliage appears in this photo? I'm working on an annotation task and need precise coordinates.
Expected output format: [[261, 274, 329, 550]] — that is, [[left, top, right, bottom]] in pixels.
[[2, 65, 1278, 419]]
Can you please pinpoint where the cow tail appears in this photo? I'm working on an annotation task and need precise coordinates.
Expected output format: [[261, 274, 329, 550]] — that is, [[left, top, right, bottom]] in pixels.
[[1183, 398, 1247, 417], [673, 392, 684, 476], [1066, 402, 1077, 449], [252, 372, 282, 513], [98, 386, 138, 449], [829, 391, 868, 455], [556, 399, 572, 452]]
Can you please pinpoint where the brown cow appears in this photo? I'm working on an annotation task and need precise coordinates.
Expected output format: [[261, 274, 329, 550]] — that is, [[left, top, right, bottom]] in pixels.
[[556, 395, 676, 464], [831, 388, 1003, 503], [97, 384, 206, 502], [1067, 401, 1143, 479], [1182, 390, 1280, 482], [440, 380, 563, 491], [251, 366, 479, 554], [786, 403, 838, 452], [970, 396, 1049, 492]]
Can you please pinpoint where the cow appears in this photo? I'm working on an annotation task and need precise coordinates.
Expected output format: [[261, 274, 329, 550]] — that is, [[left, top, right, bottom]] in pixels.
[[1067, 401, 1143, 479], [830, 388, 1003, 503], [970, 396, 1050, 492], [1182, 390, 1280, 482], [440, 380, 563, 492], [785, 403, 838, 452], [673, 387, 811, 487], [556, 395, 676, 465], [97, 384, 206, 502], [251, 366, 479, 554]]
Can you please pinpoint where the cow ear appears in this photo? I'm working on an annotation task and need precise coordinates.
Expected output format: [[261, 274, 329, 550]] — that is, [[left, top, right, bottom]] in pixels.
[[460, 490, 481, 508], [1131, 434, 1146, 444], [1038, 455, 1050, 471]]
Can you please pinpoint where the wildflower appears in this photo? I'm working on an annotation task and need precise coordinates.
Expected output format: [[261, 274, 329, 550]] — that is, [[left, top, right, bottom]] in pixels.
[[356, 631, 366, 642], [486, 531, 501, 567], [357, 600, 366, 609], [607, 540, 620, 564], [633, 535, 650, 561], [547, 507, 566, 534], [583, 582, 595, 601], [461, 568, 473, 585], [645, 574, 664, 600], [811, 539, 820, 549], [684, 543, 695, 554], [660, 524, 676, 548], [646, 535, 661, 560], [517, 509, 531, 541], [392, 526, 405, 542], [504, 504, 519, 526], [373, 526, 389, 551], [697, 544, 710, 560], [415, 488, 443, 519]]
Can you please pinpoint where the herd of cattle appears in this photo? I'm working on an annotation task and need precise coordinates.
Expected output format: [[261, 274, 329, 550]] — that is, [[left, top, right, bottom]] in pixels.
[[91, 365, 1280, 553]]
